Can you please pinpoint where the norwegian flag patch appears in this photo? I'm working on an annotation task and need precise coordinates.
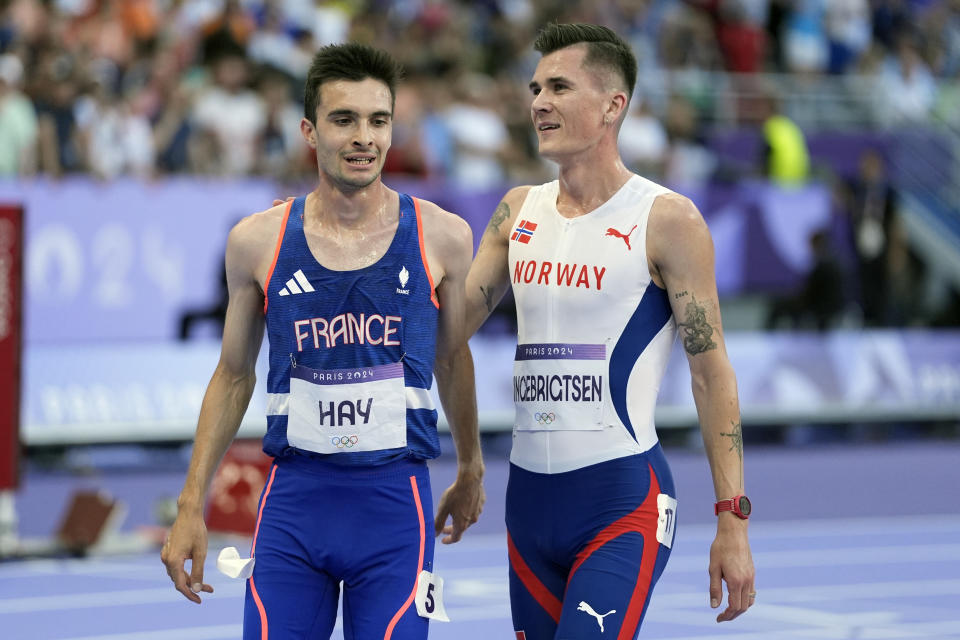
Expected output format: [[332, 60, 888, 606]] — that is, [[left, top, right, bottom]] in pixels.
[[511, 220, 537, 244]]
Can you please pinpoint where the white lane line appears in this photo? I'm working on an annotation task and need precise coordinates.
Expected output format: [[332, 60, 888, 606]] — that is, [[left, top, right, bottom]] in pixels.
[[438, 565, 505, 578], [58, 625, 243, 640], [0, 558, 159, 579], [11, 540, 949, 583], [446, 576, 509, 599], [9, 575, 952, 616], [651, 579, 960, 608], [54, 606, 516, 640], [757, 579, 960, 604], [434, 515, 960, 551], [639, 619, 960, 640], [0, 573, 510, 618], [676, 515, 960, 542], [437, 603, 513, 621], [746, 604, 898, 627], [859, 620, 960, 638], [0, 584, 245, 614], [645, 603, 898, 630], [666, 543, 960, 572], [56, 606, 951, 640]]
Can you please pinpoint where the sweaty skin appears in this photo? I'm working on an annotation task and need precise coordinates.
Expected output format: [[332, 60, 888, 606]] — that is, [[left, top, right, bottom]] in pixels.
[[162, 75, 484, 605]]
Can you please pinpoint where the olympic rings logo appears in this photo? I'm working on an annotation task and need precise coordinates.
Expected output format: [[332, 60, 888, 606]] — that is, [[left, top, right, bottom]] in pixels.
[[534, 412, 556, 424], [330, 435, 359, 448]]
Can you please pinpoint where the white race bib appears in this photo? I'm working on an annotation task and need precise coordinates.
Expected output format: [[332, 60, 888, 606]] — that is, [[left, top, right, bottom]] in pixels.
[[656, 494, 678, 549], [513, 343, 606, 431], [414, 570, 450, 621], [287, 361, 407, 454]]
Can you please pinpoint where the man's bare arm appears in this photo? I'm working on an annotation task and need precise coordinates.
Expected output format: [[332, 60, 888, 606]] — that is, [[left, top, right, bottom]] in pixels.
[[161, 211, 277, 603], [648, 193, 755, 622], [421, 203, 485, 544], [464, 186, 531, 337]]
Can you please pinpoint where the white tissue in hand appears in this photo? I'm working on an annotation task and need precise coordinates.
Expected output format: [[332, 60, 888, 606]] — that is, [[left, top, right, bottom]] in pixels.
[[216, 546, 255, 579]]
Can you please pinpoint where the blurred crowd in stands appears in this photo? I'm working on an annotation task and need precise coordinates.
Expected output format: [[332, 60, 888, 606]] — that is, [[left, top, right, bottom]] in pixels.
[[1, 0, 959, 329], [0, 0, 958, 183]]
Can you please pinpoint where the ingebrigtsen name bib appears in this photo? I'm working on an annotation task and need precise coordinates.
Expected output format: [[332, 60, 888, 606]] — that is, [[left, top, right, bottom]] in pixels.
[[513, 342, 606, 431]]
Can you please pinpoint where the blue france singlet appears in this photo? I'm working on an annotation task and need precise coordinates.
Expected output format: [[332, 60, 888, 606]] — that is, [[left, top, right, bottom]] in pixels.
[[260, 194, 440, 465]]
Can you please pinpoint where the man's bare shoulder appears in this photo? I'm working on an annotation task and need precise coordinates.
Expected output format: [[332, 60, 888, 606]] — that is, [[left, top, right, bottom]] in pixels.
[[649, 192, 708, 239], [227, 202, 290, 263], [483, 185, 534, 239], [230, 203, 288, 243], [416, 198, 473, 255], [503, 185, 534, 208], [647, 192, 714, 273]]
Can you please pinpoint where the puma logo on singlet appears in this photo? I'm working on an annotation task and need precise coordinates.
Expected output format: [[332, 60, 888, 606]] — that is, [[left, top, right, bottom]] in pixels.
[[577, 601, 616, 632], [605, 225, 637, 250]]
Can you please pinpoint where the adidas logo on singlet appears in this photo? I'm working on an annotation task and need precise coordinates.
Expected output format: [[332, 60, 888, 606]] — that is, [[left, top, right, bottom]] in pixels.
[[278, 269, 315, 296], [396, 265, 410, 295]]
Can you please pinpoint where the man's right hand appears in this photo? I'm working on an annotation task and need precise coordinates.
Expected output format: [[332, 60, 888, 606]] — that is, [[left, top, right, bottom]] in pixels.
[[161, 508, 214, 604]]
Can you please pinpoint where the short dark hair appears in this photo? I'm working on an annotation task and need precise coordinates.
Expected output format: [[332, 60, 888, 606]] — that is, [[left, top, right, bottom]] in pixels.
[[533, 23, 637, 98], [303, 43, 402, 123]]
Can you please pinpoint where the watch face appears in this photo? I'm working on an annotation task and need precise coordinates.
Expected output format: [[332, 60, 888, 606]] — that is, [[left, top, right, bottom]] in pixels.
[[738, 496, 752, 516]]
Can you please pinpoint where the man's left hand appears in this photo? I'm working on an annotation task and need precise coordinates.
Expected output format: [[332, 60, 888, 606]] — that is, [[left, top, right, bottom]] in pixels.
[[434, 471, 485, 544], [709, 519, 755, 622]]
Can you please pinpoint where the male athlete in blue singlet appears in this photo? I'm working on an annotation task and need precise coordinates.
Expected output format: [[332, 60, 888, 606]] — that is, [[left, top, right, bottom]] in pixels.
[[162, 44, 485, 639], [466, 24, 756, 638]]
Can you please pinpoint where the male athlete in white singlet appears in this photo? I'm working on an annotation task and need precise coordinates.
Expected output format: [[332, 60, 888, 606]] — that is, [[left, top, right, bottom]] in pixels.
[[466, 23, 756, 639]]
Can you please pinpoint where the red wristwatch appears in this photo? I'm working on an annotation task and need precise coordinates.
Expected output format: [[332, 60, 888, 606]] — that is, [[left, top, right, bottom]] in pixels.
[[714, 495, 751, 519]]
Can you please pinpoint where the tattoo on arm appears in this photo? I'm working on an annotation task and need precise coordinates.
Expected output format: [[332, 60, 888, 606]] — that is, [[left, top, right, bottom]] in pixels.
[[485, 202, 510, 235], [674, 290, 688, 299], [677, 294, 717, 355], [720, 419, 744, 488], [479, 285, 496, 313]]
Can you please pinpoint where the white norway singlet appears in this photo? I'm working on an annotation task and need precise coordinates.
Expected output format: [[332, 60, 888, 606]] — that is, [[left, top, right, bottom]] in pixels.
[[508, 175, 678, 474]]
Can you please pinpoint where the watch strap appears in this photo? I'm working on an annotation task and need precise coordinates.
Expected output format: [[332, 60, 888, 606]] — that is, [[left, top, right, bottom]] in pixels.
[[714, 498, 735, 516], [715, 495, 749, 519]]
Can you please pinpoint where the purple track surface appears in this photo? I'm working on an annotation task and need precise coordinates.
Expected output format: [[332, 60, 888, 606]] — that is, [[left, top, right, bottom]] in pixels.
[[2, 440, 959, 639]]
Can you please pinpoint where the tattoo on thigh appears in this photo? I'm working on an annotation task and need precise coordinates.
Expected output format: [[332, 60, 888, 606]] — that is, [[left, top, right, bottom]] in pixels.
[[486, 202, 510, 234], [678, 295, 717, 355]]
